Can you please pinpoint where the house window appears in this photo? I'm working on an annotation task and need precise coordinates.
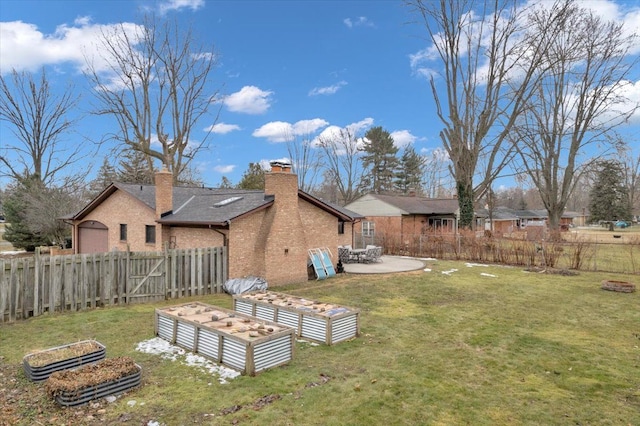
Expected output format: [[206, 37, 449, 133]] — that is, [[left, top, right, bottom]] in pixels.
[[145, 225, 156, 244], [428, 218, 455, 233], [338, 220, 345, 235], [119, 224, 127, 241], [362, 221, 375, 237]]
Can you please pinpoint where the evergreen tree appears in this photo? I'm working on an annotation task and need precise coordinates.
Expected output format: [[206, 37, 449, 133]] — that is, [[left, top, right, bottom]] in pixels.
[[218, 176, 234, 189], [118, 149, 156, 184], [237, 163, 265, 190], [395, 146, 426, 195], [89, 157, 119, 195], [359, 126, 399, 194], [3, 176, 51, 250], [588, 160, 631, 223]]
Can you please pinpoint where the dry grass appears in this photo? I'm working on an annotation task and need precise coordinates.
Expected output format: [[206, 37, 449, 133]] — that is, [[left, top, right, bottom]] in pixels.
[[1, 260, 639, 425]]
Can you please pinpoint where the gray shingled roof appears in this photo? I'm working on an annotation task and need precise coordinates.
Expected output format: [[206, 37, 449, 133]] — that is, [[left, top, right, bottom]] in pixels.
[[72, 182, 360, 225], [371, 194, 459, 215], [114, 183, 271, 225], [477, 207, 576, 220]]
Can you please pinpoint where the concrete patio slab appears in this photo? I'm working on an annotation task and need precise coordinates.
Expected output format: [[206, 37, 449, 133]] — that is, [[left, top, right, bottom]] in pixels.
[[342, 255, 425, 274]]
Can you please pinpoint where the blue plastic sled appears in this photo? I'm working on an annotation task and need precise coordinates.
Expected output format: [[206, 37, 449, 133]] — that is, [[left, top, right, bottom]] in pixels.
[[309, 251, 327, 280], [319, 248, 336, 277]]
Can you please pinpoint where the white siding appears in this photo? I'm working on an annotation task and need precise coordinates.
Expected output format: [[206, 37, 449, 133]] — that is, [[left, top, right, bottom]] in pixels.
[[344, 194, 407, 217]]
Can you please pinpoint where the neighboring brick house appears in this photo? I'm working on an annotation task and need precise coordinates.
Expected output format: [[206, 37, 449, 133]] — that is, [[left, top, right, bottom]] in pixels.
[[68, 162, 360, 286], [344, 193, 460, 245], [476, 207, 578, 238]]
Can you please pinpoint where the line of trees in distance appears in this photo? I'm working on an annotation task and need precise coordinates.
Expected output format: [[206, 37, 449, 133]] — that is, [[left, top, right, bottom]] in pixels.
[[1, 0, 639, 250]]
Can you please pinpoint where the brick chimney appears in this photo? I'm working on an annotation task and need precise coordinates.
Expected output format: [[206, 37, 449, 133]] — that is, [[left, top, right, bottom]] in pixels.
[[155, 167, 173, 218], [261, 160, 308, 285], [264, 161, 296, 204]]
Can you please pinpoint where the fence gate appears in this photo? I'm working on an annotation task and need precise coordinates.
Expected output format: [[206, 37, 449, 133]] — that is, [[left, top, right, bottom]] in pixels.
[[126, 252, 166, 303]]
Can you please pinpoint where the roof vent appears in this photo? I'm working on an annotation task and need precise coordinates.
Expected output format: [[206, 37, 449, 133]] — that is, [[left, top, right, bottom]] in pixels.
[[213, 196, 243, 207]]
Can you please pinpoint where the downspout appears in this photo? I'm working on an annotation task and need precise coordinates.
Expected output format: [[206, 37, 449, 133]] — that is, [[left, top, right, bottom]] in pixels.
[[352, 218, 361, 248], [211, 221, 230, 279]]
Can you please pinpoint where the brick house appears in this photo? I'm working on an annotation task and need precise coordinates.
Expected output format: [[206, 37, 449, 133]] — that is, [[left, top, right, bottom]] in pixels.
[[68, 162, 360, 286], [477, 207, 578, 238], [344, 193, 460, 246]]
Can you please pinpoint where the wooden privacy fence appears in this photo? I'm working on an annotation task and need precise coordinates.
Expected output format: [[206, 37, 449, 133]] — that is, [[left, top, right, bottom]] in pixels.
[[0, 246, 227, 323]]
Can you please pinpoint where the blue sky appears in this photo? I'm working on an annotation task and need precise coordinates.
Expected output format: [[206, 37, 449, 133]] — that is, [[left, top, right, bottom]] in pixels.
[[1, 0, 639, 189]]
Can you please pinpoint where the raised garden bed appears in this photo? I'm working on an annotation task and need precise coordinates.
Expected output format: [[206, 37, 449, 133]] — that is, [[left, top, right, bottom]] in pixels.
[[601, 280, 636, 293], [45, 357, 141, 407], [155, 302, 295, 376], [233, 291, 360, 345], [23, 340, 106, 382]]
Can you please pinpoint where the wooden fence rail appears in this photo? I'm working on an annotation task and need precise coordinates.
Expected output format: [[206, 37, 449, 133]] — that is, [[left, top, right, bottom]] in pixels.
[[0, 246, 227, 323]]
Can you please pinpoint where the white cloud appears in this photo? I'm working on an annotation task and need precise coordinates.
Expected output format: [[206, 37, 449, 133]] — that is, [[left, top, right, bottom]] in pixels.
[[223, 86, 273, 114], [0, 18, 144, 75], [253, 118, 329, 143], [312, 118, 375, 151], [390, 130, 417, 148], [191, 52, 215, 61], [213, 164, 235, 174], [345, 117, 374, 134], [595, 79, 640, 125], [409, 0, 640, 80], [292, 118, 329, 134], [343, 17, 375, 29], [204, 122, 240, 134], [309, 81, 347, 96], [159, 0, 205, 14], [623, 80, 640, 124], [253, 121, 292, 142]]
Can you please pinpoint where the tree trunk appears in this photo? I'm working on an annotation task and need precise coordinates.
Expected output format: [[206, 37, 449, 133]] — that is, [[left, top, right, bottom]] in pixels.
[[457, 180, 474, 230]]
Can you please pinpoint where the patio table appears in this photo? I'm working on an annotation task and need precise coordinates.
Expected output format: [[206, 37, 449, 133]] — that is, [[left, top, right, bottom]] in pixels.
[[349, 249, 366, 263]]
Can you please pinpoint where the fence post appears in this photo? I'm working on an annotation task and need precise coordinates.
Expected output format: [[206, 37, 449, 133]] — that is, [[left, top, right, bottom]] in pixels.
[[34, 247, 40, 318], [164, 243, 170, 300], [125, 247, 130, 305]]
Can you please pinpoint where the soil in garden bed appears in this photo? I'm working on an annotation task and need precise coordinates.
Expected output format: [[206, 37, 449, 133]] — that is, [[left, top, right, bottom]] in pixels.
[[26, 341, 103, 368], [45, 357, 139, 398]]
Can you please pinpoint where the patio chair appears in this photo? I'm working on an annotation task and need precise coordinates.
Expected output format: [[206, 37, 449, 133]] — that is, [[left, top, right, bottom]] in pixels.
[[338, 247, 352, 264], [363, 246, 382, 263]]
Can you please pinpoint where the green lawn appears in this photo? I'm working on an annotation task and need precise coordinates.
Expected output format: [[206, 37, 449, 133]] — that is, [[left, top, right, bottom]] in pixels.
[[1, 260, 638, 425]]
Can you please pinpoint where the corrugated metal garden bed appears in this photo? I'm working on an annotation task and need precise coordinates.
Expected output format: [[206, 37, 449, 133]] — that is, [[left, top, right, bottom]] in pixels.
[[233, 291, 360, 345], [155, 302, 295, 376], [23, 340, 106, 382], [45, 357, 141, 407]]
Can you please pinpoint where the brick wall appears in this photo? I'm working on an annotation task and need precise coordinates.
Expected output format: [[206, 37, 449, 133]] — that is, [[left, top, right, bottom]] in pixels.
[[78, 190, 157, 252], [170, 227, 225, 249], [227, 210, 267, 279], [262, 171, 308, 285], [299, 199, 344, 261]]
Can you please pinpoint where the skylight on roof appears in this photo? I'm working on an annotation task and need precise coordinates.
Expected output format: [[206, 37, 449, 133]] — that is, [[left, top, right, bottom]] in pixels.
[[213, 196, 243, 207]]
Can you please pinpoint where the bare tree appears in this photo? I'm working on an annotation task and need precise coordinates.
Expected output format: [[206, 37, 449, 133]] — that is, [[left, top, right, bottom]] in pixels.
[[316, 128, 365, 205], [619, 144, 640, 217], [0, 68, 85, 186], [85, 15, 221, 183], [286, 133, 324, 193], [422, 147, 453, 198], [512, 1, 638, 231], [406, 0, 563, 228]]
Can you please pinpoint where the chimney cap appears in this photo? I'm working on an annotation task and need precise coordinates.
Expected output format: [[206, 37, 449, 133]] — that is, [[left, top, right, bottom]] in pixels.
[[269, 160, 292, 173], [269, 160, 291, 168]]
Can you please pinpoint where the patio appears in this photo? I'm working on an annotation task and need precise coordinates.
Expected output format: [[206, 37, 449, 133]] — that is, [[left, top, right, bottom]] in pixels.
[[342, 255, 425, 274]]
